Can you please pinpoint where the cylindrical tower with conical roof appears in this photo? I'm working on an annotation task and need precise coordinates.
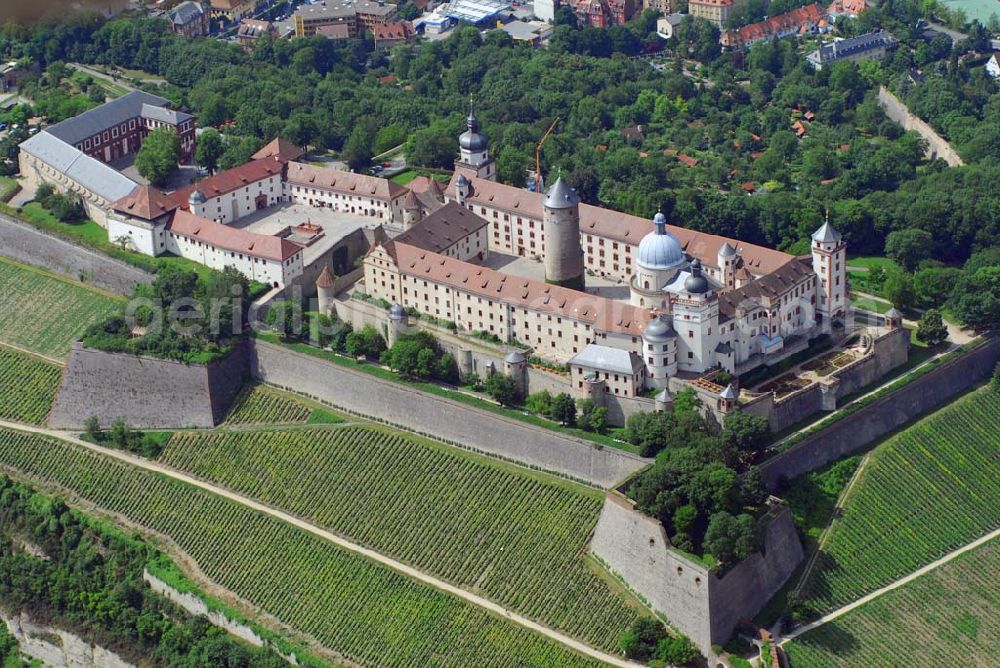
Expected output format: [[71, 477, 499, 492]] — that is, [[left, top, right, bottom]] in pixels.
[[316, 265, 336, 314], [402, 190, 422, 229], [542, 177, 585, 290]]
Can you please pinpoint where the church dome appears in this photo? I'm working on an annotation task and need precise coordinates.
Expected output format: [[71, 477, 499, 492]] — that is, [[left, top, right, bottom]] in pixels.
[[459, 109, 488, 152], [188, 189, 206, 206], [637, 213, 684, 271]]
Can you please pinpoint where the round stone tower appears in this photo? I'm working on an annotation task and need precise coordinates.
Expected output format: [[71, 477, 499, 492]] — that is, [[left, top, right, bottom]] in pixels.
[[387, 303, 407, 346], [316, 265, 336, 314], [402, 190, 422, 229], [503, 350, 528, 396], [642, 313, 678, 390], [542, 177, 585, 290]]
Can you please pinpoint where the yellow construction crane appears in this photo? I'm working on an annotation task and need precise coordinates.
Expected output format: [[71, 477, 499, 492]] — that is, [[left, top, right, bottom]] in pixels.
[[535, 117, 560, 192]]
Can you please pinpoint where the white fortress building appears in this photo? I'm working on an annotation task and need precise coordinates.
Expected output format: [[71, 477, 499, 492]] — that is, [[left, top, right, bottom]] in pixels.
[[362, 120, 849, 398]]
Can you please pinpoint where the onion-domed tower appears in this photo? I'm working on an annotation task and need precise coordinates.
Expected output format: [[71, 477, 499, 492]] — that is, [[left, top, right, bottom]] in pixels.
[[630, 212, 687, 309], [542, 177, 585, 290], [455, 103, 495, 181], [642, 313, 678, 389]]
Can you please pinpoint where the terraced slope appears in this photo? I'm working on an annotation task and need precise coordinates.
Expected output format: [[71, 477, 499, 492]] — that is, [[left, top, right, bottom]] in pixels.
[[796, 389, 1000, 615], [787, 538, 1000, 668], [159, 425, 639, 650], [0, 428, 609, 668], [0, 258, 120, 357]]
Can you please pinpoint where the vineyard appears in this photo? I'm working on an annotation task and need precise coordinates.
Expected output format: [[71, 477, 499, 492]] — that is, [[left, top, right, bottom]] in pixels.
[[0, 344, 62, 425], [159, 426, 638, 650], [786, 538, 1000, 667], [224, 384, 343, 425], [0, 428, 609, 668], [0, 258, 121, 357], [796, 389, 1000, 616]]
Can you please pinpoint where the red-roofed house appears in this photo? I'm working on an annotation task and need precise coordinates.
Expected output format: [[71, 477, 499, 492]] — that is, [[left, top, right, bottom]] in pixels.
[[720, 3, 826, 49], [373, 21, 413, 47], [827, 0, 868, 17]]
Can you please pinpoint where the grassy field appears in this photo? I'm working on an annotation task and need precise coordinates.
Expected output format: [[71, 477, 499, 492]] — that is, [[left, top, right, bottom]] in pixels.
[[0, 428, 609, 668], [0, 176, 19, 203], [158, 423, 639, 650], [390, 168, 452, 186], [0, 257, 122, 357], [223, 384, 344, 426], [0, 344, 62, 425], [786, 538, 1000, 668], [795, 388, 1000, 617]]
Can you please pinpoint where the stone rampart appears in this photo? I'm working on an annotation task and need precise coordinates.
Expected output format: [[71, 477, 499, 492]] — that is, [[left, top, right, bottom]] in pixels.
[[48, 343, 249, 429], [760, 335, 1000, 488], [590, 493, 803, 654], [878, 87, 964, 166], [249, 339, 649, 488], [0, 212, 151, 295]]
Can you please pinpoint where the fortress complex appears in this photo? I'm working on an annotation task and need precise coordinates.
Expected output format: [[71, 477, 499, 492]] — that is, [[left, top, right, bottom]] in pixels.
[[363, 108, 849, 397]]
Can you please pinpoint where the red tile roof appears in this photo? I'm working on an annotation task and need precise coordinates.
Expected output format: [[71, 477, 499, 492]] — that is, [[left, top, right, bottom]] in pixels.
[[167, 210, 302, 262], [449, 174, 793, 274], [384, 241, 651, 336], [286, 161, 407, 200], [316, 264, 336, 288], [373, 21, 413, 41], [252, 137, 305, 162], [111, 185, 178, 221], [171, 157, 284, 207], [677, 153, 699, 167], [721, 3, 825, 48]]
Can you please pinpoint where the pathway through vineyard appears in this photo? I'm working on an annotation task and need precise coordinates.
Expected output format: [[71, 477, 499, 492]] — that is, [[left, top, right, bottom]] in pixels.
[[0, 419, 645, 668]]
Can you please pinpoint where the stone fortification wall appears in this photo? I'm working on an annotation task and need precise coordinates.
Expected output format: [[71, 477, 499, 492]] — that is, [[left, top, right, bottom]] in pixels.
[[2, 610, 136, 668], [760, 335, 1000, 488], [49, 343, 248, 429], [249, 340, 648, 488], [878, 87, 964, 167], [589, 494, 803, 654], [0, 213, 150, 295], [831, 327, 910, 400]]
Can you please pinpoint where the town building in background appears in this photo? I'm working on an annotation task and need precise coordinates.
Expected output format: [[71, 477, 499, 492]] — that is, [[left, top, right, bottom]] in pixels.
[[688, 0, 747, 28], [806, 30, 897, 69], [721, 3, 827, 49], [167, 1, 210, 37]]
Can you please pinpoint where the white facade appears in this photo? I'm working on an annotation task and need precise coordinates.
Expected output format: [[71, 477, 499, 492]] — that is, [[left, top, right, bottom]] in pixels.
[[189, 173, 284, 225], [165, 230, 302, 286], [285, 181, 406, 225], [106, 217, 164, 256], [534, 0, 556, 21]]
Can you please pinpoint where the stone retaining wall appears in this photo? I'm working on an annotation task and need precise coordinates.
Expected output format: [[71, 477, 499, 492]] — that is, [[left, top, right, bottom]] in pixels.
[[760, 335, 1000, 488], [589, 494, 803, 654], [878, 87, 964, 166], [48, 343, 249, 429], [249, 340, 649, 488], [0, 212, 151, 295]]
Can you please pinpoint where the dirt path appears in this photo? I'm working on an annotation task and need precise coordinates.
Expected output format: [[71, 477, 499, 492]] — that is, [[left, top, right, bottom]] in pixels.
[[780, 529, 1000, 645], [0, 420, 642, 668]]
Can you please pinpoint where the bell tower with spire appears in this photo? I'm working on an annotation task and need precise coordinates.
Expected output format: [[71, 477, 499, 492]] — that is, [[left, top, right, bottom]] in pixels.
[[455, 98, 496, 181], [811, 211, 848, 328]]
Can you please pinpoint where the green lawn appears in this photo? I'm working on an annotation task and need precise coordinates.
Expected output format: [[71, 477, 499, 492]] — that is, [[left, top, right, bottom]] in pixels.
[[845, 256, 899, 271], [0, 257, 122, 357], [21, 202, 109, 244], [786, 537, 1000, 668], [391, 168, 452, 186], [0, 176, 19, 203], [794, 388, 1000, 617]]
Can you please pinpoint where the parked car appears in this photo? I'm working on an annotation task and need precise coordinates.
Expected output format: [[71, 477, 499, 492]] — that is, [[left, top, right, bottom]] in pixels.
[[0, 123, 6, 131]]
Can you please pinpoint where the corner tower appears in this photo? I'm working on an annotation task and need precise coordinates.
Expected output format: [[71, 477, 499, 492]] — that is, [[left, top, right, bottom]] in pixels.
[[542, 176, 585, 290], [454, 103, 495, 181], [811, 216, 847, 327]]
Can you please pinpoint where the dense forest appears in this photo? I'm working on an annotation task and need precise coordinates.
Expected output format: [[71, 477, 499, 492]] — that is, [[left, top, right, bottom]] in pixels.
[[0, 1, 997, 326], [0, 475, 295, 666]]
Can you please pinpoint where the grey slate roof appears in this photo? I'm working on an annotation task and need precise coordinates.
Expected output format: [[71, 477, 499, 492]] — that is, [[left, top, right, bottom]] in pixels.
[[570, 343, 644, 375], [19, 131, 138, 203], [811, 220, 842, 243], [140, 103, 193, 125], [169, 0, 206, 25], [543, 176, 580, 210], [45, 91, 171, 146], [884, 307, 903, 319], [808, 31, 896, 66]]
